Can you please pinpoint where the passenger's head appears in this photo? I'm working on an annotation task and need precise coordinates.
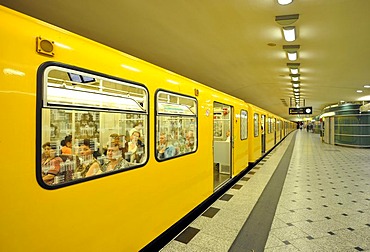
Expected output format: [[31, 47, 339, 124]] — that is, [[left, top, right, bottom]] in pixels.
[[65, 135, 72, 148], [131, 131, 140, 142], [109, 133, 122, 147], [159, 133, 167, 144], [106, 144, 122, 160], [42, 142, 57, 158], [78, 139, 93, 157], [134, 122, 143, 130]]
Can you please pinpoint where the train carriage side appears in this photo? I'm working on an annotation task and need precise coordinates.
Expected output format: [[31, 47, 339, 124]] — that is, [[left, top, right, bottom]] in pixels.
[[0, 6, 249, 251]]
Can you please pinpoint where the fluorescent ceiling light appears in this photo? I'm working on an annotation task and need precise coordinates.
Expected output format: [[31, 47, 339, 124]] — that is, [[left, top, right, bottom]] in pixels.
[[356, 90, 363, 93], [292, 76, 299, 81], [290, 68, 299, 74], [287, 52, 297, 61], [292, 83, 300, 88], [283, 26, 296, 42], [277, 0, 293, 5]]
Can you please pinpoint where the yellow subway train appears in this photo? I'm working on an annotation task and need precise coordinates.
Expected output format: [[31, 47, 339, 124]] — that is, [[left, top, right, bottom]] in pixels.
[[0, 6, 295, 251]]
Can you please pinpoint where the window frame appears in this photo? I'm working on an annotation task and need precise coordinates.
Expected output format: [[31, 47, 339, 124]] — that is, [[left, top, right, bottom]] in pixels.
[[240, 109, 248, 140], [254, 113, 259, 137], [155, 89, 198, 162], [36, 62, 149, 189]]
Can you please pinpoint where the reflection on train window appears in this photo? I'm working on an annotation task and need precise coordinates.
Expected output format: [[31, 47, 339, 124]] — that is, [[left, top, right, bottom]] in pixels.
[[156, 91, 197, 160], [254, 113, 259, 137], [241, 110, 248, 140], [40, 65, 148, 187]]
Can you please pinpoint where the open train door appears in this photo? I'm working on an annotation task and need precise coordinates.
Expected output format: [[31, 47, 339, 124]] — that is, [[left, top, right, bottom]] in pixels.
[[213, 102, 233, 190]]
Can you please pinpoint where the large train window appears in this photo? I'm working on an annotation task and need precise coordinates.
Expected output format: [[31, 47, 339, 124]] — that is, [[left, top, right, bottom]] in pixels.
[[240, 110, 248, 140], [254, 113, 259, 137], [155, 90, 197, 161], [39, 65, 148, 188]]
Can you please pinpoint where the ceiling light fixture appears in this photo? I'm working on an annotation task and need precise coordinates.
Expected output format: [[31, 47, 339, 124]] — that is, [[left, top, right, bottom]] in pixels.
[[277, 0, 293, 5], [275, 14, 299, 25], [282, 26, 296, 42], [290, 68, 299, 74], [287, 63, 300, 74], [275, 14, 299, 42], [287, 52, 297, 61], [292, 83, 300, 88], [290, 74, 300, 82]]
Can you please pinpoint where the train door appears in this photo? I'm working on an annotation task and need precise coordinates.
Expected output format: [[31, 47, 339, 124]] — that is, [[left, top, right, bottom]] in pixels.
[[261, 114, 266, 154], [213, 102, 233, 190]]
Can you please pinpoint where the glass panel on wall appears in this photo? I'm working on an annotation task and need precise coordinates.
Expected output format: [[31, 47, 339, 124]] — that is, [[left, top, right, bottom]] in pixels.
[[254, 113, 259, 137], [240, 110, 248, 140], [40, 65, 148, 187], [156, 91, 197, 160]]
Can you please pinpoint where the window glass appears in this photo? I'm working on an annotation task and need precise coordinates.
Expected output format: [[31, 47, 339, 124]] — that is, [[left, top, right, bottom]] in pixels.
[[40, 65, 148, 187], [254, 113, 259, 137], [156, 91, 197, 160], [240, 110, 248, 140]]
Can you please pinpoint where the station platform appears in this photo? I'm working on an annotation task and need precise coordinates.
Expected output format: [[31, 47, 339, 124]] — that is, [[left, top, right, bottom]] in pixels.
[[160, 130, 370, 251]]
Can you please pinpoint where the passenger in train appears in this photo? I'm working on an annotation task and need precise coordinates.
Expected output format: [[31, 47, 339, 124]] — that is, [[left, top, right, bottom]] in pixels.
[[127, 131, 143, 163], [129, 122, 143, 139], [157, 132, 176, 159], [74, 139, 101, 178], [41, 142, 63, 185], [225, 130, 230, 141], [101, 144, 129, 172], [184, 130, 195, 152], [61, 135, 72, 155]]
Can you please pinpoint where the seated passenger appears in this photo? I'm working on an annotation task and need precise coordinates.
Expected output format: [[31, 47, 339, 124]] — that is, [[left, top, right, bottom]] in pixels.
[[126, 131, 143, 163], [74, 139, 101, 178], [184, 130, 195, 152], [225, 130, 230, 142], [61, 135, 72, 155], [157, 133, 176, 159], [101, 144, 129, 172], [41, 142, 63, 185]]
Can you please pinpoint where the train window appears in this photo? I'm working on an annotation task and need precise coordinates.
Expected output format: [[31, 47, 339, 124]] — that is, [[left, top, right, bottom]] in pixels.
[[268, 117, 273, 134], [254, 113, 259, 137], [39, 65, 148, 187], [240, 110, 248, 140], [156, 91, 197, 161]]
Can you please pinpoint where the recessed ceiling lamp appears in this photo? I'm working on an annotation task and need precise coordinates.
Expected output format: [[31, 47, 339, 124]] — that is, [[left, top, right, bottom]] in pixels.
[[283, 26, 296, 42], [290, 74, 300, 82], [283, 45, 300, 61], [357, 90, 363, 93], [276, 14, 299, 42], [292, 81, 300, 88], [364, 85, 370, 88], [287, 63, 300, 74], [290, 68, 299, 74], [277, 0, 293, 5]]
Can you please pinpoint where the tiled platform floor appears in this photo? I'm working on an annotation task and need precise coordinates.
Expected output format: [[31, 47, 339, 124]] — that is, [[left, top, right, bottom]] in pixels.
[[161, 131, 370, 251]]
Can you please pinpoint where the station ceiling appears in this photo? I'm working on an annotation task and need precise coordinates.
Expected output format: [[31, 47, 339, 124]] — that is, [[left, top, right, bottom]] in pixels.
[[2, 0, 370, 121]]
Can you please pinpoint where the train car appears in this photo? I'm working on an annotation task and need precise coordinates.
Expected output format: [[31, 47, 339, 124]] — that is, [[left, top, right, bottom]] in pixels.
[[0, 6, 294, 252]]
